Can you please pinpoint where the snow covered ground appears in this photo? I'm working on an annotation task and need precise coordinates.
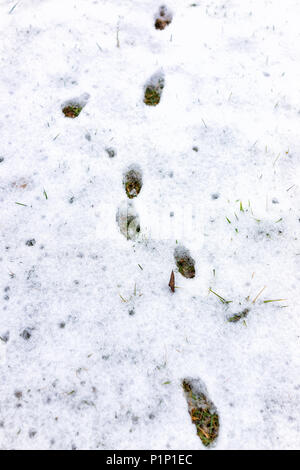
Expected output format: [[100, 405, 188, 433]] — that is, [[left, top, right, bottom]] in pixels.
[[0, 0, 300, 450]]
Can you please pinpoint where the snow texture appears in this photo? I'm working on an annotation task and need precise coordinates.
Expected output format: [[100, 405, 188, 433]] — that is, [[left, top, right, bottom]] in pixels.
[[0, 0, 300, 450]]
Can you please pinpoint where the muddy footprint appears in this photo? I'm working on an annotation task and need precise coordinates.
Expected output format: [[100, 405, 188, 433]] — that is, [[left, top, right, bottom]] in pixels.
[[123, 165, 143, 199], [174, 246, 195, 279], [144, 72, 165, 106], [116, 202, 140, 241], [183, 378, 219, 447], [154, 5, 173, 30], [62, 93, 90, 118]]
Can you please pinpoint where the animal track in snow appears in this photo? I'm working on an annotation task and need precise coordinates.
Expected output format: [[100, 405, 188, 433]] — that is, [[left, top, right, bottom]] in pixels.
[[174, 246, 195, 278], [61, 93, 90, 118], [144, 72, 165, 106], [123, 164, 143, 199], [117, 165, 143, 240], [183, 378, 219, 447], [116, 201, 140, 241], [154, 5, 173, 30]]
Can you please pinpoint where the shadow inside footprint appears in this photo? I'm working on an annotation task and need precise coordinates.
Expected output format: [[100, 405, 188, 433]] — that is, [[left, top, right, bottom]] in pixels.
[[155, 5, 173, 30], [62, 93, 90, 118], [144, 72, 165, 106], [183, 378, 219, 447], [123, 165, 143, 199], [174, 246, 195, 278], [116, 202, 140, 241]]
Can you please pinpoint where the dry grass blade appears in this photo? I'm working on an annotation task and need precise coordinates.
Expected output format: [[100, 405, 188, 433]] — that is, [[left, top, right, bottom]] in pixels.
[[252, 286, 266, 303]]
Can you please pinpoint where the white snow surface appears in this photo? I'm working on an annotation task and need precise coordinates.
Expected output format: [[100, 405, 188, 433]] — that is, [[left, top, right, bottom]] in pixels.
[[0, 0, 300, 450]]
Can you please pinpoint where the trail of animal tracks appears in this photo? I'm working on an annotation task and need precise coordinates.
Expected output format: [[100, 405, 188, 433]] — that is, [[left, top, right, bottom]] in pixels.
[[0, 0, 300, 450]]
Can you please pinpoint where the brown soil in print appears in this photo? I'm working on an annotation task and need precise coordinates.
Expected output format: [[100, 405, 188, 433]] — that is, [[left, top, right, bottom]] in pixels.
[[183, 379, 219, 447], [155, 5, 173, 30], [174, 246, 195, 279], [123, 165, 143, 199]]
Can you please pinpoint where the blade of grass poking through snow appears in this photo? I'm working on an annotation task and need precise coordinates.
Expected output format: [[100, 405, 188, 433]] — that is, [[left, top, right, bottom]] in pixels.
[[273, 152, 281, 166], [119, 294, 127, 303], [9, 2, 19, 14], [240, 201, 244, 212], [226, 217, 231, 224], [116, 22, 120, 48], [263, 299, 287, 303], [209, 288, 232, 304], [252, 286, 266, 303], [43, 189, 48, 200], [15, 202, 27, 207]]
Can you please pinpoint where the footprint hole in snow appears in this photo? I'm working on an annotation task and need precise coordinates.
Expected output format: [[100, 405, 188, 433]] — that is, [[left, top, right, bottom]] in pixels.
[[144, 72, 165, 106], [174, 246, 195, 278], [61, 93, 90, 118], [154, 5, 173, 30], [116, 202, 140, 241], [123, 164, 143, 199], [182, 378, 219, 447]]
